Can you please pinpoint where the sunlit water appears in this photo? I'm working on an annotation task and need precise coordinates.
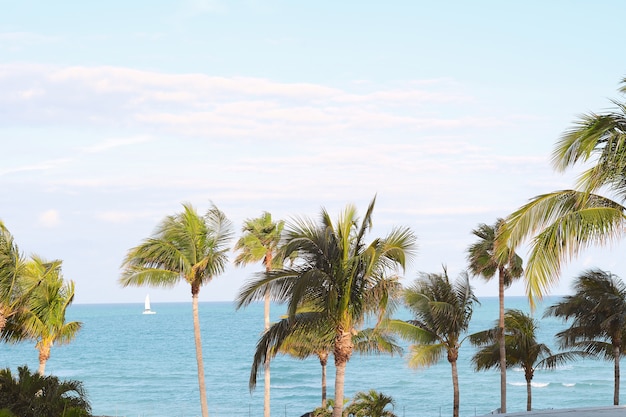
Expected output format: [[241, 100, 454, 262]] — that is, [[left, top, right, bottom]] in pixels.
[[1, 297, 621, 417]]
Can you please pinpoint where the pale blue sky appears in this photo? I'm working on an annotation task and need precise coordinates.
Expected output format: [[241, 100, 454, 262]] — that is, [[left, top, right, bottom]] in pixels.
[[1, 1, 625, 304]]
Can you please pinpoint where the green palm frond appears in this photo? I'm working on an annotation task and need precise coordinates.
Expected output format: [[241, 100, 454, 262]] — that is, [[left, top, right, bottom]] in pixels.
[[120, 203, 233, 290], [407, 343, 445, 369]]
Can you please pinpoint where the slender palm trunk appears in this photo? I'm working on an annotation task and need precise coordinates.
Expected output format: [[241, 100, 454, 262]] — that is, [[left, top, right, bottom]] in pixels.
[[264, 287, 270, 417], [192, 286, 209, 417], [333, 330, 354, 417], [498, 268, 506, 413], [450, 357, 460, 417], [319, 352, 328, 408], [526, 379, 532, 411], [38, 342, 51, 375], [614, 345, 620, 405]]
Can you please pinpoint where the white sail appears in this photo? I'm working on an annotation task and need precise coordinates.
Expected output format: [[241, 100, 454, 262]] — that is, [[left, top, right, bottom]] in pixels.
[[143, 294, 156, 314]]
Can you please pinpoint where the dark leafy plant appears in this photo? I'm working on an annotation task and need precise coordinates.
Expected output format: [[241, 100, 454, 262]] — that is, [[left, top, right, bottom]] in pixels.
[[0, 365, 91, 417]]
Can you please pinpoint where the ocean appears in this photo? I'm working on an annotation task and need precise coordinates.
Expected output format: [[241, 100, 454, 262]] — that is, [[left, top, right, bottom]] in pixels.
[[1, 296, 621, 417]]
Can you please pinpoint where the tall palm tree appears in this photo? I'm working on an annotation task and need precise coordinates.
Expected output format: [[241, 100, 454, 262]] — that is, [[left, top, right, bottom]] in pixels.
[[237, 197, 417, 417], [389, 269, 478, 417], [544, 268, 626, 405], [467, 219, 523, 413], [498, 79, 626, 305], [119, 202, 233, 417], [17, 257, 82, 375], [234, 212, 285, 417], [345, 390, 397, 417], [470, 309, 582, 411]]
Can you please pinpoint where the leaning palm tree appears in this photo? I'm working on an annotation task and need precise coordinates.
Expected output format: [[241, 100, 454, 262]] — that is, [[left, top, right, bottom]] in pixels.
[[498, 79, 626, 305], [345, 390, 397, 417], [389, 269, 478, 417], [471, 309, 583, 411], [237, 197, 416, 417], [234, 212, 285, 417], [544, 269, 626, 405], [119, 202, 233, 417], [17, 256, 82, 375], [467, 219, 523, 413]]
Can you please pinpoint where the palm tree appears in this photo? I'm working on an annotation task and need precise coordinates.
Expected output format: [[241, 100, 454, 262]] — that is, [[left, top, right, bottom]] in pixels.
[[119, 202, 233, 417], [0, 365, 91, 417], [389, 269, 478, 417], [471, 309, 583, 411], [544, 268, 626, 405], [498, 79, 626, 305], [0, 222, 30, 337], [17, 256, 82, 375], [237, 197, 416, 417], [249, 306, 403, 410], [234, 212, 285, 417], [467, 219, 523, 413], [345, 390, 397, 417]]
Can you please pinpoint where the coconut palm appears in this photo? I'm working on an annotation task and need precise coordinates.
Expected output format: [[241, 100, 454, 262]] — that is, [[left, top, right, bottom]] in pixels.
[[0, 365, 91, 417], [498, 79, 626, 305], [345, 390, 397, 417], [471, 309, 583, 411], [119, 202, 233, 417], [234, 212, 285, 417], [0, 222, 30, 337], [16, 256, 82, 375], [389, 269, 478, 417], [237, 197, 416, 417], [467, 219, 523, 413], [544, 269, 626, 405], [250, 305, 403, 410]]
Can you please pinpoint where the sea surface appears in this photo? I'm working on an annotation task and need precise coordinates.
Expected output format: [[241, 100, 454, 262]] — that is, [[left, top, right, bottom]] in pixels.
[[1, 296, 622, 417]]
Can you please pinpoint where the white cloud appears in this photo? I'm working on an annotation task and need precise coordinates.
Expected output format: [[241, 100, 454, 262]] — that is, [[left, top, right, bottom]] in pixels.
[[81, 136, 153, 153], [38, 210, 60, 227]]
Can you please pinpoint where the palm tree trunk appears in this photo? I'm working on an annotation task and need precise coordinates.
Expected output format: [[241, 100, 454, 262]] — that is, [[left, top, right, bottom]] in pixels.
[[614, 345, 620, 405], [498, 269, 506, 414], [333, 330, 353, 417], [38, 342, 51, 375], [526, 378, 532, 411], [192, 286, 209, 417], [264, 288, 271, 417], [319, 352, 328, 408], [451, 358, 460, 417]]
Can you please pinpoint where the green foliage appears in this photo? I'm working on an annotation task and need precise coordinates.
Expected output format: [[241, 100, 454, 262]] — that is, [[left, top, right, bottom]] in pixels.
[[345, 390, 397, 417], [499, 79, 626, 304], [0, 366, 91, 417]]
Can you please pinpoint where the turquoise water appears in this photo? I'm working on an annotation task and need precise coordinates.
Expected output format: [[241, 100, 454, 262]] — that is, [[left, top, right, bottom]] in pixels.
[[1, 297, 621, 417]]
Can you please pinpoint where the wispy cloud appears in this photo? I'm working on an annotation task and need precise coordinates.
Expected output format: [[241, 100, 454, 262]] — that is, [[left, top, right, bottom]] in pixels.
[[38, 209, 60, 228], [0, 64, 512, 141], [81, 136, 153, 153]]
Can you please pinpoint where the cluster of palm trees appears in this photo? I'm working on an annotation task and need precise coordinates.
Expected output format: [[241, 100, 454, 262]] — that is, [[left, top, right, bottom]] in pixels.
[[0, 222, 81, 376], [113, 76, 626, 417]]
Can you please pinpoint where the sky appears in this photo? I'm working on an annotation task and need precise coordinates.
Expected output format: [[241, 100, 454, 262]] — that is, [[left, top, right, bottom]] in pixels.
[[1, 0, 626, 305]]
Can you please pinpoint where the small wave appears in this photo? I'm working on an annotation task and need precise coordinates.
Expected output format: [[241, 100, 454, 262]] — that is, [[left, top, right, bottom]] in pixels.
[[531, 382, 549, 388], [562, 383, 576, 387]]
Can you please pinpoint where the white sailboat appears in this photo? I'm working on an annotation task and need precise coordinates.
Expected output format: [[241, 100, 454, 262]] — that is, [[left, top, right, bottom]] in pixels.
[[143, 294, 156, 314]]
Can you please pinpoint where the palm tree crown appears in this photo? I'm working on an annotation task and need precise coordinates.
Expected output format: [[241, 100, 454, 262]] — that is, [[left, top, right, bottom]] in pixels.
[[499, 79, 626, 303]]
